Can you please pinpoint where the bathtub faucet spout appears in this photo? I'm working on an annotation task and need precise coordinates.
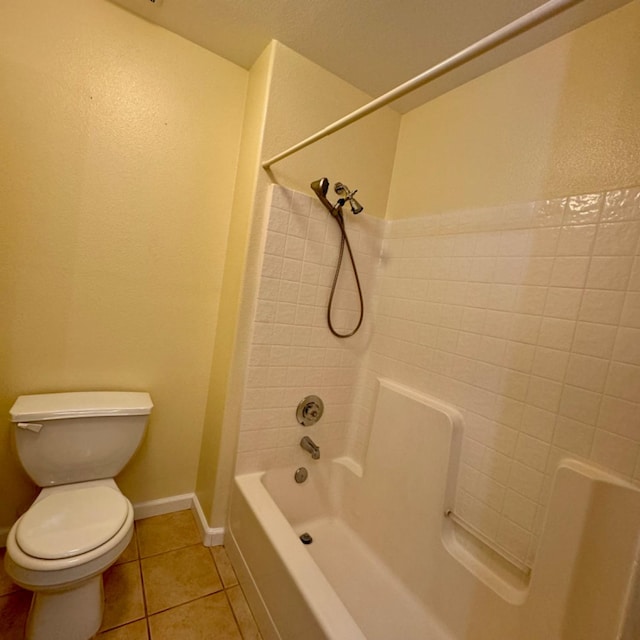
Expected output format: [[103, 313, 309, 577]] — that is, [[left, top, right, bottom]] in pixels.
[[300, 436, 320, 460]]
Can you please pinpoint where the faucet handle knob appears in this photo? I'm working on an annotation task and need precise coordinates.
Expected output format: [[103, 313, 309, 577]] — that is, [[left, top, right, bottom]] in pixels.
[[305, 406, 319, 419], [296, 395, 324, 426]]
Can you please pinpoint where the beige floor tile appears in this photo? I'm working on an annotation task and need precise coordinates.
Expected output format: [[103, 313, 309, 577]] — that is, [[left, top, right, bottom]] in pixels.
[[0, 548, 21, 596], [136, 510, 201, 558], [98, 618, 149, 639], [211, 546, 238, 588], [141, 545, 222, 614], [0, 590, 32, 640], [227, 585, 262, 640], [101, 562, 146, 631], [148, 592, 242, 640], [116, 530, 140, 566]]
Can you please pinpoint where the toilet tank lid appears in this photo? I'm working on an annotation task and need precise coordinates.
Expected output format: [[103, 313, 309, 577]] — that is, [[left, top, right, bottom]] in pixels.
[[10, 391, 153, 422]]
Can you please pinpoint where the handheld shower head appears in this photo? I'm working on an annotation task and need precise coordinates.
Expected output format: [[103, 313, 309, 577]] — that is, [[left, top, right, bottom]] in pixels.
[[311, 177, 341, 217], [311, 178, 329, 199], [309, 177, 365, 339]]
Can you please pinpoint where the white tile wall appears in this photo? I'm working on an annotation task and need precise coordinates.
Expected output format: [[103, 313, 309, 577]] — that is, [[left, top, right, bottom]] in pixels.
[[357, 185, 640, 564], [235, 186, 384, 473], [237, 184, 640, 566]]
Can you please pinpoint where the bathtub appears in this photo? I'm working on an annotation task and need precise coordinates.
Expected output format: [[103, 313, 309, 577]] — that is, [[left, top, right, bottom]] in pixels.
[[226, 379, 640, 640]]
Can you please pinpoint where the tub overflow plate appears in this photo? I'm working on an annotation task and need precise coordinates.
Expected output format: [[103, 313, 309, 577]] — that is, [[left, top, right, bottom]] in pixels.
[[296, 395, 324, 426]]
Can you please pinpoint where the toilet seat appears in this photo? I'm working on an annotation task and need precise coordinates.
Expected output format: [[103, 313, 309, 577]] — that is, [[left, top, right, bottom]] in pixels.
[[17, 485, 128, 560]]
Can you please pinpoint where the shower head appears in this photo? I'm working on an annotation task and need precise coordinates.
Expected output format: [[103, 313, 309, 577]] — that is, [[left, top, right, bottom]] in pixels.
[[334, 182, 364, 215], [347, 196, 364, 215], [311, 178, 364, 217]]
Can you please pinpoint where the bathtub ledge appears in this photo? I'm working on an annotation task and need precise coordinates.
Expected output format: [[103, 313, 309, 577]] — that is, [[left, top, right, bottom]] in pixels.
[[332, 456, 363, 478]]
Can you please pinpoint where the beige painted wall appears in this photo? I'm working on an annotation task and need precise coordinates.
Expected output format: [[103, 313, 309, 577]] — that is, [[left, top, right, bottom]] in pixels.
[[264, 44, 401, 220], [196, 41, 401, 528], [195, 44, 274, 524], [387, 0, 640, 218], [0, 0, 247, 529]]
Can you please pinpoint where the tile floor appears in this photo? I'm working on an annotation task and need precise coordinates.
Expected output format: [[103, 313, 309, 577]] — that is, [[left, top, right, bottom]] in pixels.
[[0, 510, 262, 640]]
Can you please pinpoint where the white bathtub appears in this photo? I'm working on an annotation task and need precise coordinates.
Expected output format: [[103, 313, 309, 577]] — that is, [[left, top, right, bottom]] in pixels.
[[226, 379, 640, 640]]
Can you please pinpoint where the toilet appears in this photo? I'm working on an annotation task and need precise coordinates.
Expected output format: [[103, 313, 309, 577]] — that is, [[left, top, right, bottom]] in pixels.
[[4, 391, 153, 640]]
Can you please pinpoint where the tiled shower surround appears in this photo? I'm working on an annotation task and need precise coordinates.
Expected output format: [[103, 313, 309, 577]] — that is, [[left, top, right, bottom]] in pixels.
[[238, 185, 640, 565], [237, 186, 385, 471]]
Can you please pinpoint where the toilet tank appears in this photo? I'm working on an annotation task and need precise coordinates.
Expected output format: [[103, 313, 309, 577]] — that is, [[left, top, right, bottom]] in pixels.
[[10, 391, 153, 487]]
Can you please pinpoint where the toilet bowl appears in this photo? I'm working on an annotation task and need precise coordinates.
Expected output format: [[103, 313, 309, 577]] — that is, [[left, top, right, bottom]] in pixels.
[[5, 479, 134, 640], [4, 391, 152, 640]]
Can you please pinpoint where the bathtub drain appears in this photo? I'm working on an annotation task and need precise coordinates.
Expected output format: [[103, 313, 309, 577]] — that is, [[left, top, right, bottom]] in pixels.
[[300, 532, 313, 545]]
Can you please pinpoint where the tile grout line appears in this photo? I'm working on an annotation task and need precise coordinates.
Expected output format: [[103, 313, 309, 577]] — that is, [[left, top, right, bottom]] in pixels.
[[223, 588, 246, 640], [132, 523, 152, 640]]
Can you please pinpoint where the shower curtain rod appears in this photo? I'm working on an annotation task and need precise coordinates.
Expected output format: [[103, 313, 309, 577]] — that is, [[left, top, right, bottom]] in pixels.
[[261, 0, 581, 170]]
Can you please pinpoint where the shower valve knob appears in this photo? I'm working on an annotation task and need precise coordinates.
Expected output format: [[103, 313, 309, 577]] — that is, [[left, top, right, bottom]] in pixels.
[[296, 395, 324, 426]]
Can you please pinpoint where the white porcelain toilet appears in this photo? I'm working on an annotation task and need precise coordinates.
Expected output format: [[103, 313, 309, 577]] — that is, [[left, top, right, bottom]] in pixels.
[[4, 391, 153, 640]]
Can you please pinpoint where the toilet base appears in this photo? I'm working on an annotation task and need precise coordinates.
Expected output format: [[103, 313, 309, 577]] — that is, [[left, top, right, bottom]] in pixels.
[[26, 575, 104, 640]]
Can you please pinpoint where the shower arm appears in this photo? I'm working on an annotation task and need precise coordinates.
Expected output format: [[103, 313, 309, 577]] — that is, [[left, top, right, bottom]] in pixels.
[[261, 0, 582, 169]]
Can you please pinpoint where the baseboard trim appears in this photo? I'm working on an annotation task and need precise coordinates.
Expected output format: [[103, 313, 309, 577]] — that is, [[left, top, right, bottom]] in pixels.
[[191, 494, 225, 547], [133, 493, 195, 521]]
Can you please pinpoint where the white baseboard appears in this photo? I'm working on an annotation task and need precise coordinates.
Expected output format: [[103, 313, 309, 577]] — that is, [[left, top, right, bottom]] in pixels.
[[191, 494, 225, 547], [133, 493, 195, 521]]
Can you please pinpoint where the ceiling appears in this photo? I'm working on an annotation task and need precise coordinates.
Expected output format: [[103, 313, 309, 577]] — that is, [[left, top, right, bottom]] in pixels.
[[109, 0, 629, 113]]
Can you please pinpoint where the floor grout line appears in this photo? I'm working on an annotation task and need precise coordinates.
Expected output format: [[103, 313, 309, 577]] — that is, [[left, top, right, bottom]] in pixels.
[[2, 510, 260, 640]]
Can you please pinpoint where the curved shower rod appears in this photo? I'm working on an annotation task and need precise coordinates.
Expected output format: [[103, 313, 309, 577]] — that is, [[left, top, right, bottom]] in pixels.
[[261, 0, 583, 170]]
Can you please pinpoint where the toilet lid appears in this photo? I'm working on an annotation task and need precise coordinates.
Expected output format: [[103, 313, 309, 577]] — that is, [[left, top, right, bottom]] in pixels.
[[16, 486, 129, 560]]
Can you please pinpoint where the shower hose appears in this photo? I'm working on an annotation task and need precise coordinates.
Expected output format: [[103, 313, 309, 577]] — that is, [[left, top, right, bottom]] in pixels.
[[327, 211, 364, 338]]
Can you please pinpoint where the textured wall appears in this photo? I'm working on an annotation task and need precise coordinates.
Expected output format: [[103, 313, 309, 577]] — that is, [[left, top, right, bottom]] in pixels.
[[264, 44, 400, 219], [387, 0, 640, 218], [0, 0, 247, 529], [196, 44, 274, 525]]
